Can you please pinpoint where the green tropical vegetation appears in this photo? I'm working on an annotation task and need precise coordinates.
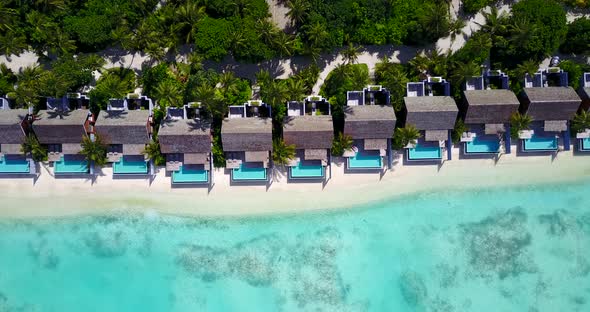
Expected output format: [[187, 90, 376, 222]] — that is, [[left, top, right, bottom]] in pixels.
[[451, 119, 468, 144], [79, 134, 108, 166], [331, 133, 353, 156], [142, 137, 165, 166], [272, 139, 296, 166], [510, 112, 533, 139], [392, 125, 421, 149], [20, 134, 46, 161], [572, 111, 590, 133]]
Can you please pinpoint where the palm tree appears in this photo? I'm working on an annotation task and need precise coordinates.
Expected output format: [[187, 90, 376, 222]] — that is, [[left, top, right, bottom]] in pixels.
[[331, 133, 353, 156], [255, 69, 272, 87], [155, 80, 184, 108], [508, 18, 538, 52], [392, 125, 421, 149], [142, 138, 165, 166], [510, 112, 533, 139], [21, 134, 46, 162], [0, 2, 16, 32], [272, 139, 296, 166], [96, 74, 130, 100], [514, 60, 539, 79], [0, 31, 27, 56], [572, 111, 590, 133], [219, 71, 237, 94], [451, 61, 481, 89], [342, 42, 362, 65], [285, 79, 306, 102], [305, 22, 329, 46], [286, 0, 309, 27], [195, 84, 226, 120], [256, 19, 277, 46], [272, 31, 293, 57], [79, 134, 107, 166], [449, 19, 466, 43], [451, 119, 468, 144], [176, 1, 206, 43], [476, 6, 507, 38]]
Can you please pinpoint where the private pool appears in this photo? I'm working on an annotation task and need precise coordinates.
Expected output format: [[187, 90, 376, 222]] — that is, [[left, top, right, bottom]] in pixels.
[[580, 138, 590, 151], [465, 137, 500, 154], [0, 156, 30, 173], [347, 152, 382, 169], [172, 165, 208, 183], [232, 163, 267, 181], [54, 156, 88, 174], [289, 162, 324, 179], [113, 157, 148, 174], [407, 144, 442, 161], [523, 135, 558, 152]]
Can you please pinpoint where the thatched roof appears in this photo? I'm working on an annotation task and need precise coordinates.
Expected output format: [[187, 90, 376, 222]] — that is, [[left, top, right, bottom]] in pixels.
[[404, 96, 458, 130], [95, 110, 150, 145], [364, 138, 388, 150], [283, 115, 334, 149], [464, 89, 519, 124], [158, 119, 211, 154], [221, 117, 272, 151], [184, 153, 209, 165], [544, 120, 568, 132], [0, 109, 28, 144], [304, 149, 328, 161], [521, 87, 581, 120], [344, 105, 396, 139], [33, 109, 89, 144], [424, 130, 448, 141]]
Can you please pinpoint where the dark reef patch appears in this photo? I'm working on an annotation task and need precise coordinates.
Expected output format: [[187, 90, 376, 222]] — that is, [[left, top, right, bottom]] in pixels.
[[459, 207, 536, 279]]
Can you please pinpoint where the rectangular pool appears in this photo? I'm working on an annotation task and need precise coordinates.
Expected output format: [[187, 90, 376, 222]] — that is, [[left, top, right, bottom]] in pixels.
[[465, 137, 500, 154], [0, 156, 30, 173], [172, 165, 208, 183], [232, 163, 267, 181], [581, 138, 590, 151], [113, 157, 148, 174], [523, 135, 558, 152], [347, 152, 382, 169], [407, 144, 442, 161], [290, 162, 324, 179], [55, 156, 88, 174]]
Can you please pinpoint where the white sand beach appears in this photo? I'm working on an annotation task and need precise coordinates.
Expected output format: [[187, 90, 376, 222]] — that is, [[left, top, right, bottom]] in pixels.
[[1, 147, 589, 219]]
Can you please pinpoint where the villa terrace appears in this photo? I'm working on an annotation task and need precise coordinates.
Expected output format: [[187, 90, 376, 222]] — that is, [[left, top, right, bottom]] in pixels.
[[159, 107, 212, 185]]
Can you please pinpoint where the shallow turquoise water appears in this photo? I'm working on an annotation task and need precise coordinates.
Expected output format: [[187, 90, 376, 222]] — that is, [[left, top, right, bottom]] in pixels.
[[0, 179, 590, 311]]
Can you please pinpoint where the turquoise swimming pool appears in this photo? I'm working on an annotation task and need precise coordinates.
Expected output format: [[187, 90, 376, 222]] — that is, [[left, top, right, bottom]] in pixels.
[[407, 144, 442, 160], [232, 163, 267, 181], [347, 152, 382, 169], [290, 162, 324, 179], [54, 156, 88, 174], [172, 165, 208, 183], [113, 158, 148, 174], [0, 156, 29, 173], [523, 135, 558, 151], [465, 137, 500, 154], [581, 138, 590, 151]]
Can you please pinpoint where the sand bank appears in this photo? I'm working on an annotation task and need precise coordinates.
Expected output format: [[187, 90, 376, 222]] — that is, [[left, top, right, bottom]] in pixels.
[[0, 148, 589, 219]]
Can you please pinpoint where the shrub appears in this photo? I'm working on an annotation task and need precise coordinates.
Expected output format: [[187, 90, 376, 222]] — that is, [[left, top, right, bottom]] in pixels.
[[560, 18, 590, 54]]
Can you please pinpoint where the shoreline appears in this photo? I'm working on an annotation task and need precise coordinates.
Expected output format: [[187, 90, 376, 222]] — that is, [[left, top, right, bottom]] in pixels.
[[1, 148, 590, 219]]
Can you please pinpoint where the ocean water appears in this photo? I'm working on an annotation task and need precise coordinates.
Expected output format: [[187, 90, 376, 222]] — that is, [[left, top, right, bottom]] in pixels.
[[0, 180, 589, 311]]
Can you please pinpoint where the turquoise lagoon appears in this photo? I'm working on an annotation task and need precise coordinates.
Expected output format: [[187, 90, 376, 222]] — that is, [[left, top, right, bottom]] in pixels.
[[1, 180, 590, 311]]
